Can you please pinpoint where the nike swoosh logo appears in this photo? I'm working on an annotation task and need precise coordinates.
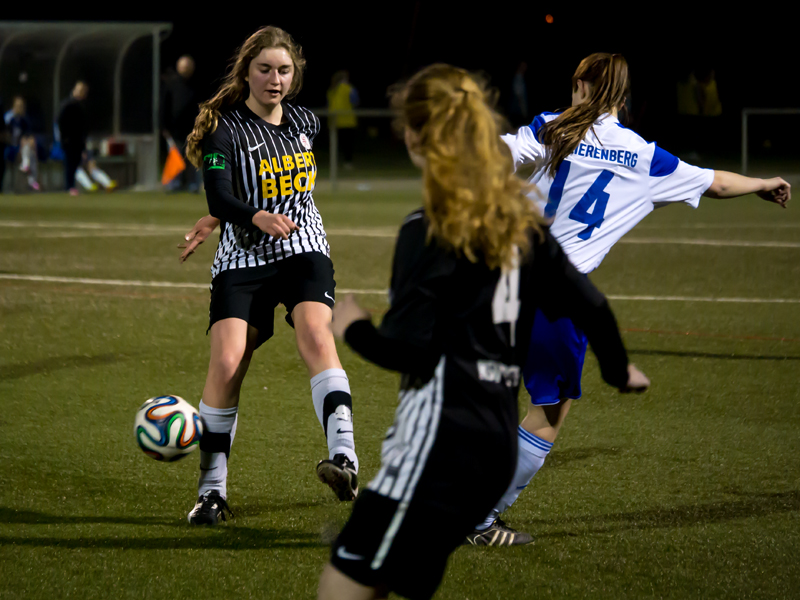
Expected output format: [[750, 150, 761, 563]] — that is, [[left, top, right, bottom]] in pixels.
[[200, 467, 218, 472], [324, 291, 335, 303], [337, 428, 353, 434], [336, 546, 365, 561], [248, 142, 265, 152]]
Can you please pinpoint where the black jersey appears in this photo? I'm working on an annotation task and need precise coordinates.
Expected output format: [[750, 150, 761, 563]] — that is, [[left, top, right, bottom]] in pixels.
[[344, 209, 629, 503], [201, 102, 326, 278]]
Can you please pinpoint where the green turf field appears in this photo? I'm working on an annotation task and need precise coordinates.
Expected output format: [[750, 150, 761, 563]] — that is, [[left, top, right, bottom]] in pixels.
[[1, 188, 798, 599]]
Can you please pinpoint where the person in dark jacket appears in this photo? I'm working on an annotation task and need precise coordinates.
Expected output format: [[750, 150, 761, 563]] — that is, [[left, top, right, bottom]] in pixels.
[[162, 55, 200, 191], [57, 81, 89, 195]]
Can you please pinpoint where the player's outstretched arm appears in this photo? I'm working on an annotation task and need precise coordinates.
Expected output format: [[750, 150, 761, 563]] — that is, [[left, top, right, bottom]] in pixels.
[[178, 215, 219, 263], [704, 171, 791, 207]]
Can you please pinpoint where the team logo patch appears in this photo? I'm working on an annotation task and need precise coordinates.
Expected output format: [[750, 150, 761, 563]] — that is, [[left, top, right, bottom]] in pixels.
[[204, 153, 226, 170], [299, 133, 311, 150]]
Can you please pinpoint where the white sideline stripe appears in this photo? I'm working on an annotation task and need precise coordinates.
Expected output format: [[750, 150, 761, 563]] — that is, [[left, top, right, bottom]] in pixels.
[[0, 274, 208, 289], [0, 221, 397, 239], [4, 219, 800, 232], [327, 228, 396, 237], [637, 223, 800, 229], [0, 231, 187, 239], [2, 274, 799, 304], [0, 220, 188, 232], [607, 294, 800, 304], [0, 274, 388, 295], [1, 221, 798, 246], [618, 237, 800, 249]]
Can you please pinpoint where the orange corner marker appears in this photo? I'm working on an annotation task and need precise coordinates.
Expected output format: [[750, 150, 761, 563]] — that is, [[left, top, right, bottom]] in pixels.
[[162, 138, 186, 186]]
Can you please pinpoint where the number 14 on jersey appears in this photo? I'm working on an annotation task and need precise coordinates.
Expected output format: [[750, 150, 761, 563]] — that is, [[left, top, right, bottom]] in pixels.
[[546, 161, 615, 240]]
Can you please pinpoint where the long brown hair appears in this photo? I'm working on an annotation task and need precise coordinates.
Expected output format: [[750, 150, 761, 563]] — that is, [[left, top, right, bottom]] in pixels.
[[539, 53, 629, 178], [392, 64, 542, 271], [185, 26, 306, 167]]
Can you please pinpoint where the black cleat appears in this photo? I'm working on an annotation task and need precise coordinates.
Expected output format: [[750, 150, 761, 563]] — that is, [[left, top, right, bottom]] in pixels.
[[316, 453, 358, 501], [187, 490, 233, 525], [465, 517, 533, 546]]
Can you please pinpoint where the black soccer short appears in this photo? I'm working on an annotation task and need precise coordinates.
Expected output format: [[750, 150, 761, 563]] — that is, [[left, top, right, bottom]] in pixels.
[[330, 437, 514, 599], [330, 490, 474, 600], [208, 252, 335, 348]]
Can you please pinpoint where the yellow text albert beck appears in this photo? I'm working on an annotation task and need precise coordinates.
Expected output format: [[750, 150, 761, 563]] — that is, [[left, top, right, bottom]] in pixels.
[[258, 152, 317, 197]]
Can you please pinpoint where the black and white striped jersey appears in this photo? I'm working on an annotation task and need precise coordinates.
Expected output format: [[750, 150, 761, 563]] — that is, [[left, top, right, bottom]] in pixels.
[[343, 209, 630, 507], [201, 101, 327, 279]]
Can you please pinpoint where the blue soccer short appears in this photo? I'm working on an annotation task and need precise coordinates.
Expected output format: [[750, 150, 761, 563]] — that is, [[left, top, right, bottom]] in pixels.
[[523, 309, 589, 405]]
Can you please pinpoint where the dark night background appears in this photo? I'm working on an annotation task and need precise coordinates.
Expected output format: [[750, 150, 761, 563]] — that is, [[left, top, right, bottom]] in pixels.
[[3, 3, 799, 156]]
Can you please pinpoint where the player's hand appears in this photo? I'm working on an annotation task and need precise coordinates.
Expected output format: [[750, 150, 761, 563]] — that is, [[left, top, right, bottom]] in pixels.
[[252, 210, 299, 240], [331, 295, 370, 339], [620, 363, 650, 393], [757, 177, 791, 208], [179, 215, 219, 263]]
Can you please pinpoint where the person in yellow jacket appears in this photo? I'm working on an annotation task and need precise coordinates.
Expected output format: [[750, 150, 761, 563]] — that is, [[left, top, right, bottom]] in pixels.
[[327, 70, 359, 169], [697, 69, 722, 117]]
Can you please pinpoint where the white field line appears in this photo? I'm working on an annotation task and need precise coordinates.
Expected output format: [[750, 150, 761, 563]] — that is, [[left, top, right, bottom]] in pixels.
[[606, 294, 800, 304], [0, 274, 387, 295], [327, 228, 396, 237], [1, 229, 799, 247], [1, 220, 799, 246], [0, 221, 397, 239], [0, 231, 186, 239], [2, 274, 800, 304], [617, 237, 800, 248], [0, 220, 187, 232], [636, 223, 800, 229], [5, 219, 800, 231]]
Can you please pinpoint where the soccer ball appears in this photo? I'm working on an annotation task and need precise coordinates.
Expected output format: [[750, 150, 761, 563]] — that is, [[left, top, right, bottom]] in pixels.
[[134, 395, 203, 462]]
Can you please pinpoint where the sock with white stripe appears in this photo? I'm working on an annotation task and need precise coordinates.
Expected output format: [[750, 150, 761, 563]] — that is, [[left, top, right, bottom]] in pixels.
[[310, 368, 358, 472], [477, 426, 553, 530], [75, 167, 95, 190], [197, 401, 238, 499], [20, 144, 31, 171], [90, 166, 113, 188]]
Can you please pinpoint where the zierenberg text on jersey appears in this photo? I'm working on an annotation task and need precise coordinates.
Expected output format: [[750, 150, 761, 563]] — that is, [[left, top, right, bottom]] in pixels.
[[503, 113, 715, 273]]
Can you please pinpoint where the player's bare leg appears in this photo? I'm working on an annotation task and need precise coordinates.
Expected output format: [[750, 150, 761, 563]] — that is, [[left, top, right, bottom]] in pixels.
[[318, 563, 388, 600], [467, 399, 572, 544], [202, 318, 259, 409], [189, 318, 258, 524], [293, 301, 343, 377], [293, 302, 359, 500], [520, 399, 572, 443]]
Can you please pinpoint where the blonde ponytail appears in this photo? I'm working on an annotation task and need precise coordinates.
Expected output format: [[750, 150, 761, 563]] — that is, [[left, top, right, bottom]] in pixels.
[[393, 64, 542, 271]]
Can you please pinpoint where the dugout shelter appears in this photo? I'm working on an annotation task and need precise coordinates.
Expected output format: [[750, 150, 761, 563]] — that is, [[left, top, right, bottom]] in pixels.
[[0, 21, 171, 190]]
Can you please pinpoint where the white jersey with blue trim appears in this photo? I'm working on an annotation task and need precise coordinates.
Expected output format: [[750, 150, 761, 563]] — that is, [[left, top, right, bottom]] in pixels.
[[502, 112, 714, 274]]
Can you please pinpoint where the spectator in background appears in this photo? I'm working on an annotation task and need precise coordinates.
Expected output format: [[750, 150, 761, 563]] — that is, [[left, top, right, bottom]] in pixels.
[[508, 61, 529, 129], [676, 69, 700, 116], [327, 70, 359, 170], [695, 66, 723, 156], [4, 96, 41, 191], [676, 68, 701, 158], [58, 81, 89, 196], [697, 67, 722, 118], [162, 55, 200, 191]]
